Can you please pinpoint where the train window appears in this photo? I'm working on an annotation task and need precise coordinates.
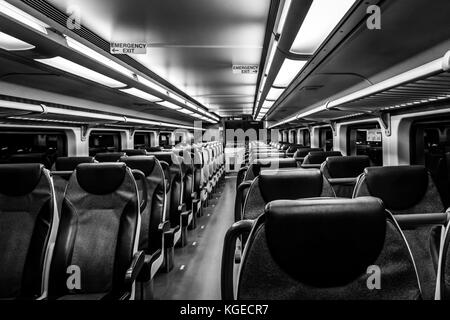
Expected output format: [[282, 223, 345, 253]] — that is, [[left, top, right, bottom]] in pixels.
[[89, 131, 121, 156], [347, 124, 383, 166], [319, 127, 333, 151], [290, 131, 297, 144], [134, 132, 155, 150], [298, 129, 311, 147], [0, 129, 67, 168], [411, 117, 450, 207], [159, 132, 172, 148]]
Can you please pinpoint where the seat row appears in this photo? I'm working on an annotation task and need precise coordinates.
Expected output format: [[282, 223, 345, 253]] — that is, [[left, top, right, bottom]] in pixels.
[[227, 141, 450, 300], [0, 142, 225, 300]]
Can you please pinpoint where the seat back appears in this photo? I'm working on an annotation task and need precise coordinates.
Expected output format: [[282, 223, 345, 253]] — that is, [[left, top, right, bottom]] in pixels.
[[302, 151, 343, 166], [9, 153, 52, 168], [148, 152, 183, 228], [236, 197, 421, 300], [242, 168, 335, 220], [0, 164, 57, 299], [121, 156, 166, 255], [52, 157, 95, 213], [48, 163, 140, 299], [321, 156, 370, 197], [244, 158, 297, 181], [353, 165, 445, 300], [94, 152, 126, 163]]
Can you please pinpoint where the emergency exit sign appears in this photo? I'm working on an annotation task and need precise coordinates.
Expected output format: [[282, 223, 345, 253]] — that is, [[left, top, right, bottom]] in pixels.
[[232, 65, 259, 74], [110, 42, 147, 54]]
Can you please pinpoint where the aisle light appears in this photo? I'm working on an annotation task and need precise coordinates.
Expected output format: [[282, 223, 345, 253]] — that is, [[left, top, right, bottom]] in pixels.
[[0, 0, 48, 34], [179, 108, 194, 114], [0, 31, 34, 51], [290, 0, 356, 54], [120, 88, 161, 102], [136, 75, 168, 95], [66, 36, 135, 78], [35, 56, 126, 88], [273, 59, 307, 87]]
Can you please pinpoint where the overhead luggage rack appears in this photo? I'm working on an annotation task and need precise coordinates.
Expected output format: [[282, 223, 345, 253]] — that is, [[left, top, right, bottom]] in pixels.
[[271, 50, 450, 129]]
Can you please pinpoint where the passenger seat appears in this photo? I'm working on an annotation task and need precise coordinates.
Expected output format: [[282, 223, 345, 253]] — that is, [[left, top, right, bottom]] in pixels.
[[94, 152, 126, 162], [0, 164, 58, 300], [321, 156, 370, 197], [48, 163, 144, 300], [301, 151, 343, 169], [353, 165, 446, 300], [222, 197, 422, 300]]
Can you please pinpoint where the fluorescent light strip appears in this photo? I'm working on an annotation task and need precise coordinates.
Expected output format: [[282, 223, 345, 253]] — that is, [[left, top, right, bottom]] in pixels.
[[277, 0, 292, 35], [290, 0, 356, 54], [8, 116, 86, 124], [267, 87, 284, 101], [120, 87, 161, 102], [273, 59, 307, 87], [0, 31, 34, 51], [159, 101, 182, 110], [0, 0, 48, 34], [66, 36, 135, 79], [179, 108, 194, 115], [137, 75, 168, 95], [35, 56, 126, 88]]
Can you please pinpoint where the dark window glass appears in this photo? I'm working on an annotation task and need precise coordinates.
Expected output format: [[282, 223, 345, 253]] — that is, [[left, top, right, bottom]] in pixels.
[[347, 123, 383, 166], [89, 131, 121, 156], [319, 127, 333, 151]]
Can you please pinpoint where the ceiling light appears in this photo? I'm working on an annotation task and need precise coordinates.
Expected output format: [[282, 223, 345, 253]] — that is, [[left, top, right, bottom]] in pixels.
[[159, 101, 182, 110], [267, 87, 284, 101], [35, 56, 126, 88], [0, 0, 48, 34], [179, 108, 194, 115], [277, 0, 292, 35], [137, 75, 168, 95], [65, 36, 135, 79], [120, 88, 161, 102], [0, 31, 34, 51], [290, 0, 356, 54], [273, 59, 307, 87]]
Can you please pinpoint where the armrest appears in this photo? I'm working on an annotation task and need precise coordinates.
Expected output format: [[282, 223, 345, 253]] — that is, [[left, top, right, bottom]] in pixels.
[[125, 251, 145, 287], [132, 169, 148, 213], [394, 212, 450, 229], [301, 164, 322, 169], [158, 220, 171, 233], [221, 220, 255, 300], [51, 171, 73, 178], [328, 177, 358, 186], [234, 181, 252, 222]]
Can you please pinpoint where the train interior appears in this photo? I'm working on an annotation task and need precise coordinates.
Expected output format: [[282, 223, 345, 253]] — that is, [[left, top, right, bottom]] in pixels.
[[1, 0, 450, 304]]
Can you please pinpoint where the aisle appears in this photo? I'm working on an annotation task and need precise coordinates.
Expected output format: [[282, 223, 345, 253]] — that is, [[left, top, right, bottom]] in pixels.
[[153, 175, 236, 300]]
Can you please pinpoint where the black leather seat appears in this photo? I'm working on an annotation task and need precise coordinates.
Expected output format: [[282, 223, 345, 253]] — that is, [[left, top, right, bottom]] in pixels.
[[243, 158, 298, 182], [147, 146, 163, 152], [293, 148, 323, 164], [0, 164, 57, 300], [122, 149, 147, 156], [222, 197, 422, 300], [147, 152, 185, 271], [94, 152, 126, 162], [353, 165, 446, 300], [302, 151, 343, 168], [321, 156, 371, 198], [51, 157, 95, 214], [48, 163, 144, 300], [121, 156, 166, 299], [240, 168, 335, 221]]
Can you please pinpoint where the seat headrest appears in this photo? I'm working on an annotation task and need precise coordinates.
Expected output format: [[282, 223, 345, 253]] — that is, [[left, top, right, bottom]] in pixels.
[[363, 166, 429, 210], [324, 156, 371, 178], [122, 149, 147, 156], [121, 156, 157, 177], [76, 163, 127, 195], [303, 151, 342, 165], [94, 152, 126, 163], [259, 169, 324, 202], [293, 148, 323, 158], [55, 157, 94, 171], [0, 163, 44, 196], [9, 153, 49, 165], [264, 197, 386, 287], [251, 158, 297, 177]]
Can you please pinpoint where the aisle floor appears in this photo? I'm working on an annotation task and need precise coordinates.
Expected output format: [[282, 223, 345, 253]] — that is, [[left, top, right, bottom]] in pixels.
[[153, 175, 236, 300]]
